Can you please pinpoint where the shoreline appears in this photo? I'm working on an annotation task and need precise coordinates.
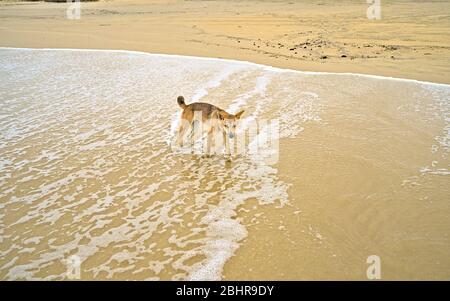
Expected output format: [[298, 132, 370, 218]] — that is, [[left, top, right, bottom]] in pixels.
[[1, 42, 449, 281], [3, 46, 450, 88], [1, 0, 449, 84]]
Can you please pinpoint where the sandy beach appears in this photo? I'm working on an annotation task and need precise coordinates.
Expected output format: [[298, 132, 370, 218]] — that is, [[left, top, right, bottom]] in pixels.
[[1, 0, 449, 84], [0, 1, 449, 281]]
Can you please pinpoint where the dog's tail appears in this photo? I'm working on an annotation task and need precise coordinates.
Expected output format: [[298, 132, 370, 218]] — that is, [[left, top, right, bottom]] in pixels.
[[177, 96, 186, 109]]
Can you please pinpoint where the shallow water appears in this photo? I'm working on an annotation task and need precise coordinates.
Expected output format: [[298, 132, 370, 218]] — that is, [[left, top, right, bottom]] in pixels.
[[0, 48, 449, 280]]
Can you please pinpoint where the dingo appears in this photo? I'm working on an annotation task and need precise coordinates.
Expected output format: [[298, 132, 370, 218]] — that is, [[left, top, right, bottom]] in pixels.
[[176, 96, 244, 157]]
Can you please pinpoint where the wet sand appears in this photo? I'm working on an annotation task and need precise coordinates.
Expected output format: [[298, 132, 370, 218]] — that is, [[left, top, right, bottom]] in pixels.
[[0, 0, 449, 84]]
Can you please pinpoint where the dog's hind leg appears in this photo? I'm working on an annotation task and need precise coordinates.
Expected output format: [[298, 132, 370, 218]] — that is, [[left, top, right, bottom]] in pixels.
[[176, 122, 189, 147]]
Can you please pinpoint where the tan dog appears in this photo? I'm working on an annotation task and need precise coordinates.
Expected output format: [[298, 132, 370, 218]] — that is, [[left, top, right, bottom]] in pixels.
[[176, 96, 244, 156]]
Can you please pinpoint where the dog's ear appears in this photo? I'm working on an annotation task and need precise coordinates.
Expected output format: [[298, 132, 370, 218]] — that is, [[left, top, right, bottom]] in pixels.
[[235, 110, 245, 119], [218, 111, 226, 120]]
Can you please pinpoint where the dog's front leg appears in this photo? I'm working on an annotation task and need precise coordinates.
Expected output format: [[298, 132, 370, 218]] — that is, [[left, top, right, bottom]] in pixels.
[[177, 123, 187, 147], [223, 131, 232, 160]]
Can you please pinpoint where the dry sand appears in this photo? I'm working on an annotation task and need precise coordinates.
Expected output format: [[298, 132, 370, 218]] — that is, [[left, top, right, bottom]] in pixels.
[[0, 0, 449, 84]]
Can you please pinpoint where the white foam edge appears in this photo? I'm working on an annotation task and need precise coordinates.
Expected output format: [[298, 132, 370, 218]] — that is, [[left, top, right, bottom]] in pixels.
[[1, 47, 449, 88]]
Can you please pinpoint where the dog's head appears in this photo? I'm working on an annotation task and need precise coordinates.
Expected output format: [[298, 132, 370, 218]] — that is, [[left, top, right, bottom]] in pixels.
[[218, 110, 245, 139]]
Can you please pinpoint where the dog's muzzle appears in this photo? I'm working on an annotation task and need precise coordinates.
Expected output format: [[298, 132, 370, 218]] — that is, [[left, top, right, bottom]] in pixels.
[[228, 133, 235, 139]]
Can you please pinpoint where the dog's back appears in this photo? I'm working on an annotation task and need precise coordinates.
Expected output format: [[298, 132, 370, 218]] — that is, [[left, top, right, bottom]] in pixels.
[[177, 96, 224, 122]]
